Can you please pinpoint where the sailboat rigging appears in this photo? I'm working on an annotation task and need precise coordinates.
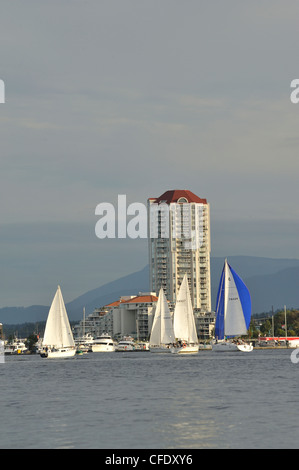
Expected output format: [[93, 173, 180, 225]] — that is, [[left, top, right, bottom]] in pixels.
[[171, 273, 199, 354], [149, 287, 175, 353]]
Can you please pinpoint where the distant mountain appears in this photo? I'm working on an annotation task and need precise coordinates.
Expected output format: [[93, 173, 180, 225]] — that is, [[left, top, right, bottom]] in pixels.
[[245, 267, 299, 313], [65, 265, 150, 318], [0, 266, 150, 324], [0, 305, 49, 324], [1, 256, 299, 324]]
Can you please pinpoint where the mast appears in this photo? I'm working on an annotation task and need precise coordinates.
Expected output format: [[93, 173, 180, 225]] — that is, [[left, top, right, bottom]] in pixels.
[[284, 305, 287, 342], [83, 307, 85, 337]]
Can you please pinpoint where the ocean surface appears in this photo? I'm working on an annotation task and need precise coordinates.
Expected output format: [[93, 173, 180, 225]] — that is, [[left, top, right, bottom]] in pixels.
[[0, 349, 298, 449]]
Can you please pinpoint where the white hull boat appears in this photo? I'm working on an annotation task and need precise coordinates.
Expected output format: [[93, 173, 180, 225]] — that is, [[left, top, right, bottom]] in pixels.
[[213, 259, 253, 353], [92, 333, 115, 352], [149, 345, 172, 354], [40, 285, 76, 359], [115, 337, 135, 352], [5, 339, 28, 355], [41, 347, 76, 358], [212, 341, 239, 352], [212, 340, 253, 352], [171, 344, 199, 354], [237, 343, 253, 352]]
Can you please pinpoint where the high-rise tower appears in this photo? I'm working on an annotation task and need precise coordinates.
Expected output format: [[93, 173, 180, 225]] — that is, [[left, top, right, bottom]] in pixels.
[[148, 190, 211, 311]]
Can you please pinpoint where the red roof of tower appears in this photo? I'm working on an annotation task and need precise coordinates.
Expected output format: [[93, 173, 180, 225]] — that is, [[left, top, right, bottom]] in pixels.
[[149, 190, 207, 205]]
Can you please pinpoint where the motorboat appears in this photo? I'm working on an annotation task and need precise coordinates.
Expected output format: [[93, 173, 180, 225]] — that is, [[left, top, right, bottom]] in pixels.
[[91, 333, 115, 352], [115, 336, 136, 352], [75, 333, 94, 353], [4, 339, 28, 355]]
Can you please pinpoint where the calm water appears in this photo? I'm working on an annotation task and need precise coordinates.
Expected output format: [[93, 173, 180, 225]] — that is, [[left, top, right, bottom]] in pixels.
[[0, 349, 298, 449]]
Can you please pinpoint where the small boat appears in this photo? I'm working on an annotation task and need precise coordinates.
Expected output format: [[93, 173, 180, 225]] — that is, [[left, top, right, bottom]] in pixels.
[[171, 274, 199, 354], [40, 285, 76, 358], [135, 341, 149, 351], [213, 259, 253, 352], [149, 287, 175, 353], [4, 339, 28, 355], [91, 333, 115, 352], [75, 333, 94, 353], [115, 336, 136, 352]]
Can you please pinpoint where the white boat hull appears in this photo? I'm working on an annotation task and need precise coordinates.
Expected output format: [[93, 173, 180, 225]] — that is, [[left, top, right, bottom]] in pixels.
[[212, 341, 238, 352], [115, 345, 135, 352], [149, 346, 173, 353], [171, 345, 199, 354], [212, 341, 253, 352], [91, 344, 115, 352], [40, 347, 76, 358], [237, 343, 253, 352]]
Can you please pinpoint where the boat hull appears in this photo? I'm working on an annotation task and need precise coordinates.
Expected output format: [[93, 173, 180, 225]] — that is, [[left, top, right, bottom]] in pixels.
[[212, 341, 238, 352], [149, 346, 172, 353], [91, 344, 115, 352], [212, 341, 253, 352], [237, 343, 253, 352], [171, 345, 199, 354], [115, 345, 135, 352], [40, 348, 76, 358]]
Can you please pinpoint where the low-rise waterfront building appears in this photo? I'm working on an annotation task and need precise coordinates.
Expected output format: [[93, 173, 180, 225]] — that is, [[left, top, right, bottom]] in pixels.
[[194, 310, 216, 342], [73, 293, 159, 341]]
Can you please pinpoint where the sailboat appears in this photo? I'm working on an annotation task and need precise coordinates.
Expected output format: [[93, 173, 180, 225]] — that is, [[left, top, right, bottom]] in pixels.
[[213, 259, 253, 352], [40, 285, 76, 358], [171, 274, 199, 354], [149, 287, 175, 353]]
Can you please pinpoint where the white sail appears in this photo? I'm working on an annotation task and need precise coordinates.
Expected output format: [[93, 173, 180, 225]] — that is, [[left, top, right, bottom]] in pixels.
[[224, 262, 247, 337], [43, 285, 75, 348], [149, 288, 175, 346], [173, 274, 198, 344]]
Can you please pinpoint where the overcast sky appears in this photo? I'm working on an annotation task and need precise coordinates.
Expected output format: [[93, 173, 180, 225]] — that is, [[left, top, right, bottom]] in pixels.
[[1, 1, 299, 307]]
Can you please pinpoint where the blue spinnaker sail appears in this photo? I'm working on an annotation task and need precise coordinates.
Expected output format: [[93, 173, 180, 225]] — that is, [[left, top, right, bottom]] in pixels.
[[214, 261, 251, 340], [229, 264, 251, 331]]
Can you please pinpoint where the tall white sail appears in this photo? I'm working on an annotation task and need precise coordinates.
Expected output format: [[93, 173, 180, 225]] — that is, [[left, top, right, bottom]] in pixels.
[[173, 274, 198, 344], [149, 288, 175, 346], [43, 285, 75, 348]]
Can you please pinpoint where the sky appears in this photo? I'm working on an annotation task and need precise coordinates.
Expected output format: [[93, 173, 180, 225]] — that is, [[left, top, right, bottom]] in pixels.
[[1, 0, 299, 307]]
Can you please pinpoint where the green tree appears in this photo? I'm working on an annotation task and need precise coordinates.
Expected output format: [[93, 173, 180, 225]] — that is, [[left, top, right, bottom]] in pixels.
[[260, 319, 272, 336], [25, 334, 38, 353]]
